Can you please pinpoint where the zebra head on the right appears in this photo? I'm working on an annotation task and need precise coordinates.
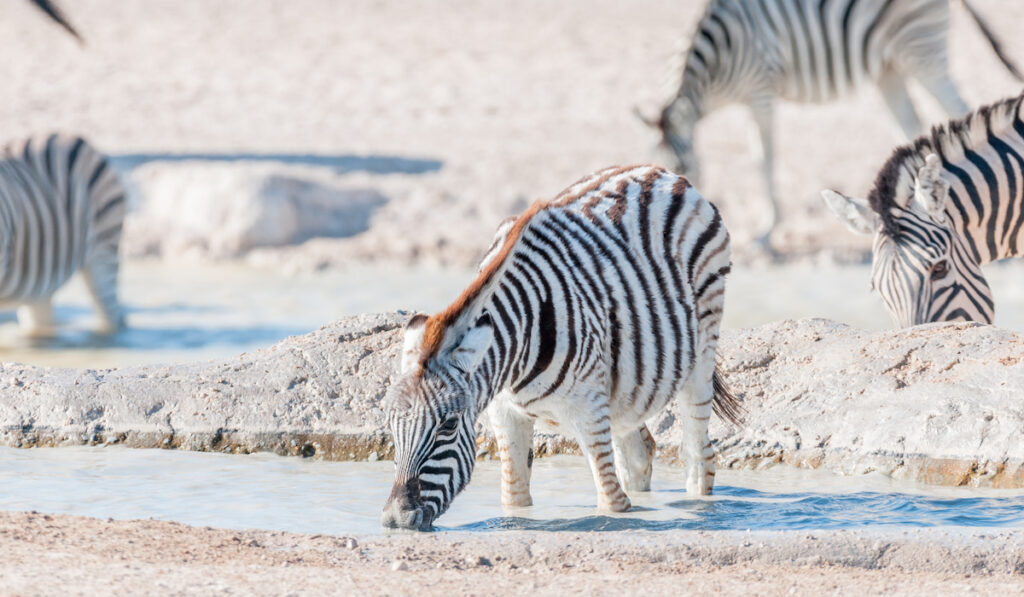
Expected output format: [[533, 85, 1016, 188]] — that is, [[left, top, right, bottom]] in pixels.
[[381, 312, 493, 530], [822, 153, 992, 327]]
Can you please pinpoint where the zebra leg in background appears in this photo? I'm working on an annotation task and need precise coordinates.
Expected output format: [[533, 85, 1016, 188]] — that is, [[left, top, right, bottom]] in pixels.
[[916, 70, 970, 119], [16, 300, 55, 337], [489, 395, 535, 508], [748, 94, 779, 251], [572, 390, 631, 511], [612, 424, 655, 492], [877, 69, 924, 141], [82, 250, 124, 334]]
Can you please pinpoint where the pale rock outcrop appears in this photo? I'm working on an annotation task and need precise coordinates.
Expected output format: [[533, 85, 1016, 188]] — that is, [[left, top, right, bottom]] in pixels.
[[0, 314, 1021, 487]]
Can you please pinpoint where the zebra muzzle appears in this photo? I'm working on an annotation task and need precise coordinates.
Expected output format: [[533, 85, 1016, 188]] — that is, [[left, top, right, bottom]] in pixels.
[[381, 478, 430, 530]]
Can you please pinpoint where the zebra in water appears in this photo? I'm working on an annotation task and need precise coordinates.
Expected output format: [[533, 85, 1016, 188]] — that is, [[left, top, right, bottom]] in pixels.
[[381, 165, 742, 530], [642, 0, 1021, 249], [0, 134, 126, 335], [822, 92, 1024, 326]]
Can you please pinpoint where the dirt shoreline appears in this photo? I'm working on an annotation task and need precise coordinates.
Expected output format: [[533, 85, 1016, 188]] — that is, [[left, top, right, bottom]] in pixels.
[[0, 511, 1020, 595]]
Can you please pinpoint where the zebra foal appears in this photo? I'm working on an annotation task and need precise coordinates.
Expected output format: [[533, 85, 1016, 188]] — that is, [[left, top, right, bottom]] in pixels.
[[823, 93, 1024, 326], [645, 0, 1020, 248], [381, 165, 741, 530], [0, 134, 126, 335]]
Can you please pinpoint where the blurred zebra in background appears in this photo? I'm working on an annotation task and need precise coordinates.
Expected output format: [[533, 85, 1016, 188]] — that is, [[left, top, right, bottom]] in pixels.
[[822, 93, 1024, 327], [0, 135, 126, 335], [642, 0, 1021, 249], [381, 165, 741, 530]]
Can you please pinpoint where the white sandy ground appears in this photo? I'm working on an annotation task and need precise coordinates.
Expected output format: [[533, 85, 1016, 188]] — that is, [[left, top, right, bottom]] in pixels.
[[3, 0, 1024, 268], [0, 511, 1022, 596]]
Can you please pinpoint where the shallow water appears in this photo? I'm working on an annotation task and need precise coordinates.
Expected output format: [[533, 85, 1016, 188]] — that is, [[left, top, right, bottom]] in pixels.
[[2, 447, 1021, 535], [5, 259, 1024, 369]]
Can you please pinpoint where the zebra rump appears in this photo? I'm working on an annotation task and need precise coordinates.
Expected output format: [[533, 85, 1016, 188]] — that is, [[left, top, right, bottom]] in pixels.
[[0, 134, 126, 334]]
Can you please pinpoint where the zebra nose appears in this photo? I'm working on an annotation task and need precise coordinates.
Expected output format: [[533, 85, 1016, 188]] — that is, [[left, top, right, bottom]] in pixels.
[[380, 501, 425, 530]]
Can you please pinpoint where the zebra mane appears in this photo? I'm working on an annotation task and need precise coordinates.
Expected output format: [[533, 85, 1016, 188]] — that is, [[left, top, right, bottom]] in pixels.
[[868, 92, 1024, 235], [416, 165, 653, 371]]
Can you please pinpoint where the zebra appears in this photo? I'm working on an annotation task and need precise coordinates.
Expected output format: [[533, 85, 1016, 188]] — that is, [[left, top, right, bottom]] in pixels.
[[0, 134, 126, 335], [381, 165, 742, 530], [642, 0, 1021, 250], [821, 92, 1024, 326]]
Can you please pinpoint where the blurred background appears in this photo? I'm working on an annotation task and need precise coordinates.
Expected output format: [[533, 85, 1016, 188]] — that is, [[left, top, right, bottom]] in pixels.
[[3, 0, 1024, 368]]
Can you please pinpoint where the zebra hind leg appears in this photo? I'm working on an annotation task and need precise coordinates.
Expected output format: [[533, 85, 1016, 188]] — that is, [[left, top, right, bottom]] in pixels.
[[17, 300, 56, 337], [489, 395, 536, 508], [678, 364, 716, 496], [82, 251, 124, 334], [612, 424, 656, 492], [748, 93, 779, 253]]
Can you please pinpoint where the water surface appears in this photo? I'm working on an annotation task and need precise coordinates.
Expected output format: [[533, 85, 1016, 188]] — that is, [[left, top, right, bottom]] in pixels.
[[2, 447, 1021, 535]]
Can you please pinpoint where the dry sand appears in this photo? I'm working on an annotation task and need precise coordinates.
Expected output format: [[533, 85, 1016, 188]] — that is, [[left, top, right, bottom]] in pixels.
[[1, 511, 1021, 596], [4, 0, 1024, 267]]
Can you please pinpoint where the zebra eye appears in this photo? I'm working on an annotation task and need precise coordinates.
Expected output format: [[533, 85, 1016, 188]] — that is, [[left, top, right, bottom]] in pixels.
[[437, 415, 460, 435], [931, 260, 950, 281]]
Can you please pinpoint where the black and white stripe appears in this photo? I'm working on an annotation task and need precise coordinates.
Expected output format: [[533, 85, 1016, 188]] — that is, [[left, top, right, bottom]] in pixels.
[[0, 134, 126, 334], [649, 0, 1020, 247], [382, 165, 741, 530], [823, 93, 1024, 326]]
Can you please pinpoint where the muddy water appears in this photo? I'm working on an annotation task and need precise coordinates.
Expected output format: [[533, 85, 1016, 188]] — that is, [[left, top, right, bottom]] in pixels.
[[3, 447, 1022, 535], [7, 259, 1024, 369]]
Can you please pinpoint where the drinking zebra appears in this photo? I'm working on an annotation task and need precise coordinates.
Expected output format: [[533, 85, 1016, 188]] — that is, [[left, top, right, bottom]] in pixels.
[[822, 92, 1024, 326], [0, 134, 126, 335], [381, 165, 742, 530], [643, 0, 1021, 249]]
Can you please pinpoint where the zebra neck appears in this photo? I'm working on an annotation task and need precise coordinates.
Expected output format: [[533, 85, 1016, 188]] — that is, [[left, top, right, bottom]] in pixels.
[[946, 184, 1024, 265]]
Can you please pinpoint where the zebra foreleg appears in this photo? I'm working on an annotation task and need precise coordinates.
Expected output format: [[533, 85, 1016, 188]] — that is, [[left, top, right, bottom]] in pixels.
[[916, 70, 970, 119], [877, 69, 924, 141], [612, 424, 656, 492], [82, 253, 124, 334], [489, 395, 535, 508], [16, 300, 55, 337], [572, 393, 631, 512], [748, 94, 779, 251]]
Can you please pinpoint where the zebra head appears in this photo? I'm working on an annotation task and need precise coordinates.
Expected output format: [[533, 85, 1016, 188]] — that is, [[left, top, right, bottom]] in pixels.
[[381, 313, 493, 530], [638, 101, 701, 186], [822, 153, 991, 327]]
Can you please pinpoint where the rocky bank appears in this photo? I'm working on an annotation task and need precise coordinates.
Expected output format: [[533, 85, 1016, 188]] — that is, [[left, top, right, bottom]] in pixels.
[[1, 313, 1021, 488]]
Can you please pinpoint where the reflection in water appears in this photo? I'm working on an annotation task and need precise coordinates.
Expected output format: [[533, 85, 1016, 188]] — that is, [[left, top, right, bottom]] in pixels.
[[1, 448, 1021, 536]]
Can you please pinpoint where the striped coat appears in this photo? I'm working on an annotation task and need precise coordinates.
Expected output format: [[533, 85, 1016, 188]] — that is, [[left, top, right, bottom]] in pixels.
[[382, 165, 741, 530], [650, 0, 1019, 248], [823, 92, 1024, 326], [0, 134, 126, 334]]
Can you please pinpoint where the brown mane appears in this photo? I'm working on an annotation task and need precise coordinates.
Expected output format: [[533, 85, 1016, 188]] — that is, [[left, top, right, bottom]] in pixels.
[[417, 165, 654, 369]]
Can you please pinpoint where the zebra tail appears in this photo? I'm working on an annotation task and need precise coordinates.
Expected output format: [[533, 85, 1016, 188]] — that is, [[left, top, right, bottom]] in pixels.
[[960, 0, 1023, 81], [712, 365, 744, 426], [29, 0, 83, 44]]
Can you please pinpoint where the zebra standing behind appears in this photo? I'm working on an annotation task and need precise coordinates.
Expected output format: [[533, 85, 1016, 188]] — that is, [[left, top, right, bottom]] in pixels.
[[0, 134, 126, 335], [643, 0, 1021, 249], [381, 165, 742, 530], [822, 92, 1024, 326]]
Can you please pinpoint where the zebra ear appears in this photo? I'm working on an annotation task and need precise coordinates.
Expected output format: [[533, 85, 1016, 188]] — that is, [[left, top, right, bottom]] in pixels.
[[400, 313, 428, 374], [450, 314, 493, 373], [821, 189, 879, 235], [914, 154, 950, 219]]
